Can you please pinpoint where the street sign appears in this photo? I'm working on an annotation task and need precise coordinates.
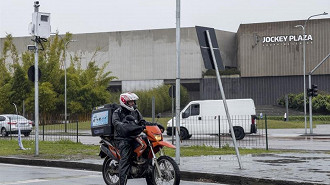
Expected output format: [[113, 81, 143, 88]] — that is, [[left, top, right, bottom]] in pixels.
[[27, 45, 36, 51], [195, 26, 224, 70], [28, 65, 41, 82]]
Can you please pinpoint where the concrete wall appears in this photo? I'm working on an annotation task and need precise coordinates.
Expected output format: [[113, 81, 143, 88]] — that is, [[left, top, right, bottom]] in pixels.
[[122, 80, 164, 92], [215, 30, 237, 67], [1, 27, 236, 83]]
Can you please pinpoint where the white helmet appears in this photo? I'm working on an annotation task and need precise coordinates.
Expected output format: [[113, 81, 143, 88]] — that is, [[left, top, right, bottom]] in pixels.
[[119, 92, 139, 111]]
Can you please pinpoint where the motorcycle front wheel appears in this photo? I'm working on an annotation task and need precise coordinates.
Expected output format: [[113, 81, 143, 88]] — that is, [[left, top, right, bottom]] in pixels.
[[153, 156, 180, 185], [102, 156, 120, 185]]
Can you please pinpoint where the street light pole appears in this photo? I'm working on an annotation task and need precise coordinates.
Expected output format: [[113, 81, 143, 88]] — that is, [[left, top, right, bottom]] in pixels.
[[295, 24, 307, 134], [295, 12, 328, 135], [64, 40, 77, 132], [33, 1, 40, 156], [175, 0, 181, 165]]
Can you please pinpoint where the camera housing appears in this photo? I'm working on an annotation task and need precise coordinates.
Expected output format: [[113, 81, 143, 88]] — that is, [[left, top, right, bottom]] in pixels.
[[29, 12, 51, 38]]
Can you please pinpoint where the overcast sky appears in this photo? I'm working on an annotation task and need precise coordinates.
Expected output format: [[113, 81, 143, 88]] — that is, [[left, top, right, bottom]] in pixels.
[[0, 0, 329, 38]]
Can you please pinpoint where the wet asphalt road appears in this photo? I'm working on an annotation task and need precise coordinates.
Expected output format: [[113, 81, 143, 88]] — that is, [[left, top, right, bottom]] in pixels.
[[0, 163, 228, 185]]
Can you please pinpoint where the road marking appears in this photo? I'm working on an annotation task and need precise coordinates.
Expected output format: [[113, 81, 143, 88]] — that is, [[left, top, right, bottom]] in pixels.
[[0, 179, 48, 185], [0, 175, 100, 185]]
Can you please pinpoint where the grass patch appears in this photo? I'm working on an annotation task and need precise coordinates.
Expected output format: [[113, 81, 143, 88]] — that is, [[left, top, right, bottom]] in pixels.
[[268, 115, 330, 121], [144, 117, 169, 128], [261, 119, 330, 129], [0, 139, 99, 160]]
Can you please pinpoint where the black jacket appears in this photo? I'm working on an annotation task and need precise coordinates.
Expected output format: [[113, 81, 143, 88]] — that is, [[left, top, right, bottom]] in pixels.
[[112, 106, 144, 139]]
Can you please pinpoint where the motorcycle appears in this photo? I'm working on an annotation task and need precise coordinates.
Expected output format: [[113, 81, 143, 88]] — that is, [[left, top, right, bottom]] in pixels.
[[99, 120, 181, 185]]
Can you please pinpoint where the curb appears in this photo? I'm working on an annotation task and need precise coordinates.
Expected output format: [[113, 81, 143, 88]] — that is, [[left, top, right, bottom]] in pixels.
[[0, 156, 101, 171], [0, 157, 324, 185]]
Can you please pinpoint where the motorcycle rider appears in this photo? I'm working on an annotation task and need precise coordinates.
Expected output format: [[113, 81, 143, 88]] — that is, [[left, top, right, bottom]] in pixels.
[[112, 92, 145, 185]]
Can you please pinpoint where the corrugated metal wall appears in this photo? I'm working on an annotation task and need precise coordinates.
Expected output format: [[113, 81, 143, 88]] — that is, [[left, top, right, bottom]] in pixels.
[[237, 18, 330, 77], [201, 75, 330, 105]]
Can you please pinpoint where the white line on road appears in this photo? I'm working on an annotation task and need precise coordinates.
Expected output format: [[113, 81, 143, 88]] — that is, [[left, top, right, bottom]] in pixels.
[[0, 179, 48, 185]]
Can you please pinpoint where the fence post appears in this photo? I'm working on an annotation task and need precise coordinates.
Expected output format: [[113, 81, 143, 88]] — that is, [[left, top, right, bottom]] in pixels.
[[285, 94, 289, 121], [42, 118, 45, 141], [218, 115, 221, 148], [265, 114, 268, 150], [10, 118, 12, 140], [76, 119, 79, 143], [152, 96, 155, 122]]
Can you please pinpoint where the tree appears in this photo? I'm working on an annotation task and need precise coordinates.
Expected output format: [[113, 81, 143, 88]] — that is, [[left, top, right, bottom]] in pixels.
[[0, 34, 20, 113], [0, 33, 117, 114], [10, 64, 31, 110]]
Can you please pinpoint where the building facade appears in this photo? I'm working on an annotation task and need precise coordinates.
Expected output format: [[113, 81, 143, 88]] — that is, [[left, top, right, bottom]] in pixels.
[[1, 18, 329, 105]]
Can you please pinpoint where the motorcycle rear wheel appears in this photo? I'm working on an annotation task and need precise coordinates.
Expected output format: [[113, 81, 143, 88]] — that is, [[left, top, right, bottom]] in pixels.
[[102, 156, 120, 185], [153, 156, 180, 185]]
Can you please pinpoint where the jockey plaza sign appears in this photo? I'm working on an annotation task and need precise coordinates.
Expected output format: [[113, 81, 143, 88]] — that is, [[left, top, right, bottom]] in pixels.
[[262, 34, 313, 43]]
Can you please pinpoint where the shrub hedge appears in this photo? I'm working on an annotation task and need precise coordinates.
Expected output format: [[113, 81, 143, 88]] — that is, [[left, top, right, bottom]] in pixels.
[[108, 85, 190, 116], [277, 92, 330, 114]]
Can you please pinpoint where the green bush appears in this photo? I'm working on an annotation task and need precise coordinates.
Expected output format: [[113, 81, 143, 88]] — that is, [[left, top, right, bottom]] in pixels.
[[277, 92, 330, 114], [109, 91, 121, 104], [137, 85, 190, 116], [108, 85, 190, 116]]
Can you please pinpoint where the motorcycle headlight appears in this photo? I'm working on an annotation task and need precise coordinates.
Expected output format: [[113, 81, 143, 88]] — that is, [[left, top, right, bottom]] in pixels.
[[154, 134, 162, 141]]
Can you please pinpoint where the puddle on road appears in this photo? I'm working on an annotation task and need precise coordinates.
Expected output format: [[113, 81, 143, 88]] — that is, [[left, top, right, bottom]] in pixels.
[[308, 169, 330, 174], [253, 153, 330, 166], [292, 136, 330, 140], [255, 158, 306, 164]]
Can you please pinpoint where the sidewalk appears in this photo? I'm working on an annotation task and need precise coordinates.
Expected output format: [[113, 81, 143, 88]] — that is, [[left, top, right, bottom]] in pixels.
[[1, 151, 329, 185]]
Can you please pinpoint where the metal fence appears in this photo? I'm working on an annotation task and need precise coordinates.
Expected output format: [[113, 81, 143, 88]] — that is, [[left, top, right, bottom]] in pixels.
[[1, 113, 269, 149], [168, 115, 267, 149], [0, 113, 83, 143]]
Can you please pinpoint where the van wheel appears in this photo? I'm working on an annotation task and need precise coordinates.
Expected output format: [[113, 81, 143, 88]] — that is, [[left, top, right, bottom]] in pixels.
[[180, 127, 189, 140], [233, 126, 245, 140]]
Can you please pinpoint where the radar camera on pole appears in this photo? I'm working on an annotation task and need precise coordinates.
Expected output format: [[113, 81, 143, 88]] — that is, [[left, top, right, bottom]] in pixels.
[[27, 1, 51, 156]]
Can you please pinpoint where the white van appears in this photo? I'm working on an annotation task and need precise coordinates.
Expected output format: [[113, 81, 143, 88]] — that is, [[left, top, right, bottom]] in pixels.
[[166, 99, 257, 140]]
